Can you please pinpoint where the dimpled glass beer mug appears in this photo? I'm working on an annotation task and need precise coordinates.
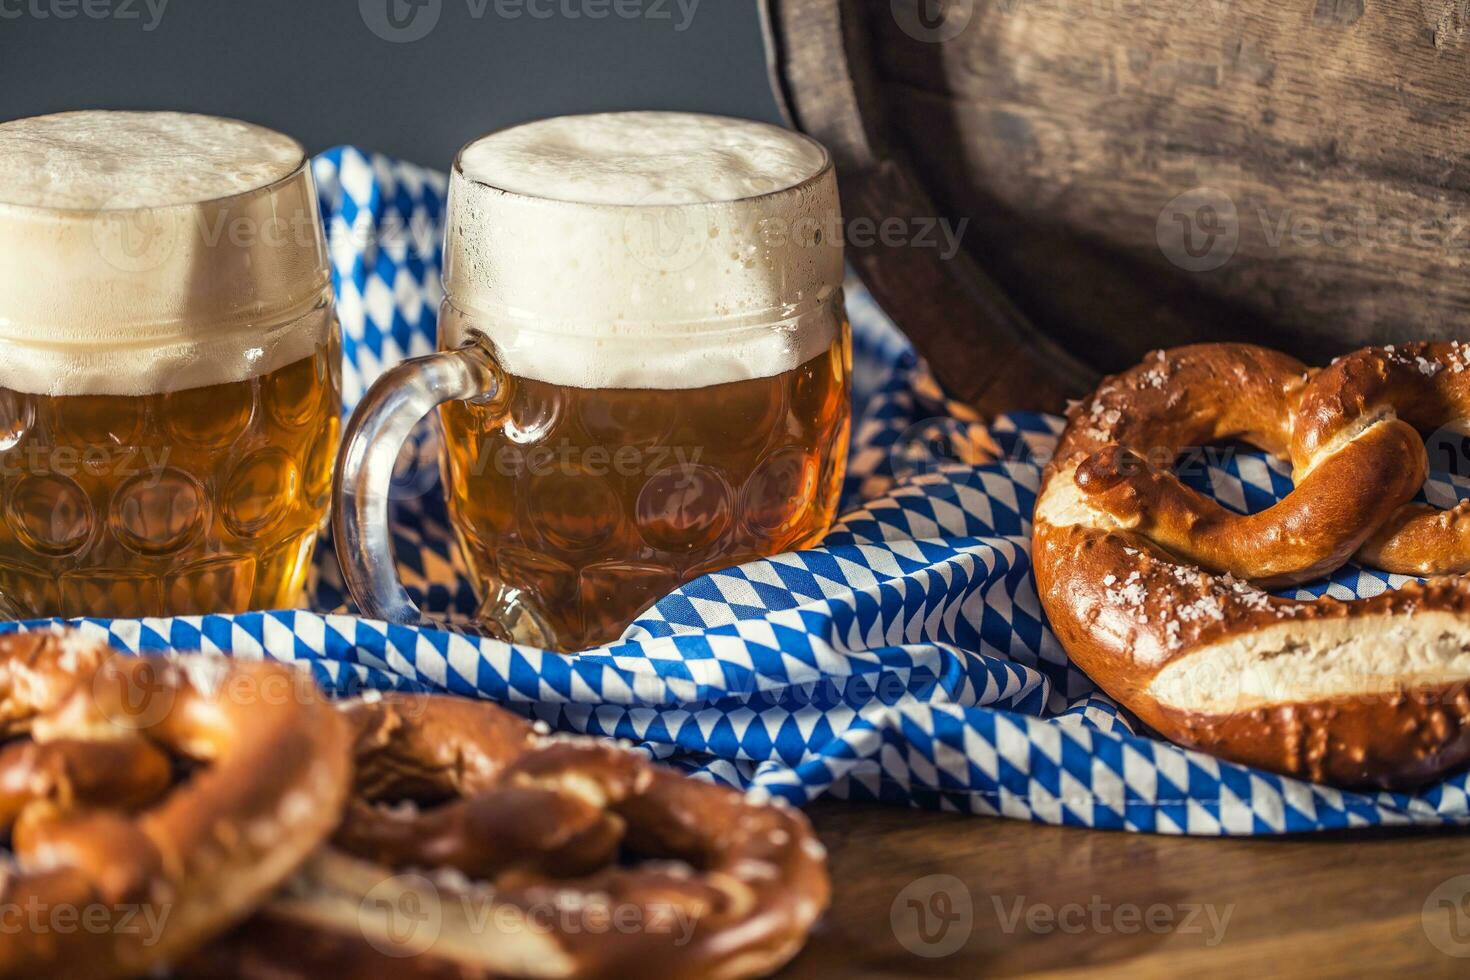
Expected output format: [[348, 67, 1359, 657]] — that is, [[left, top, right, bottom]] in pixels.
[[0, 112, 341, 617], [337, 112, 851, 651]]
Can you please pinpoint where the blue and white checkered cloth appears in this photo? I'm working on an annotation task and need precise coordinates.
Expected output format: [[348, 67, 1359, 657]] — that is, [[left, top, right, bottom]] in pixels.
[[8, 147, 1470, 836]]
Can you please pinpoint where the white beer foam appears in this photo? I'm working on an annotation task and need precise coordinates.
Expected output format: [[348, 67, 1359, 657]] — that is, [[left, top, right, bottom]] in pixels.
[[0, 111, 304, 209], [443, 113, 845, 390], [455, 111, 830, 206], [0, 111, 332, 396]]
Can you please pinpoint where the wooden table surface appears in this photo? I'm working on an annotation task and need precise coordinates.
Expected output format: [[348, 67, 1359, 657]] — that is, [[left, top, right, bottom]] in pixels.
[[780, 800, 1470, 978]]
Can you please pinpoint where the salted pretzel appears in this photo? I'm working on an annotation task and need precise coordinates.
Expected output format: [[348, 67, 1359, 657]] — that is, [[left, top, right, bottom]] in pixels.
[[1055, 344, 1427, 587], [0, 630, 352, 978], [195, 694, 831, 979], [1295, 341, 1470, 575], [1034, 344, 1470, 788]]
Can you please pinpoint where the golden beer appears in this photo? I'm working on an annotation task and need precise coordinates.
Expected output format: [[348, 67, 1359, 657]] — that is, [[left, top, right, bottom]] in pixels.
[[337, 112, 850, 650], [0, 343, 340, 618], [440, 328, 850, 649], [0, 111, 339, 618]]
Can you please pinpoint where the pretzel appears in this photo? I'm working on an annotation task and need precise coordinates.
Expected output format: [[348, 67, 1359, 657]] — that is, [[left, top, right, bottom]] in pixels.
[[1057, 344, 1427, 587], [1034, 344, 1470, 788], [1295, 341, 1470, 575], [0, 630, 352, 978], [195, 693, 831, 979]]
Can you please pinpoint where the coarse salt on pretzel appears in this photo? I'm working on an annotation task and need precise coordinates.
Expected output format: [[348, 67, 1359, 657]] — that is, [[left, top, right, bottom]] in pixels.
[[195, 693, 830, 979], [1053, 344, 1427, 587], [1034, 344, 1470, 788], [0, 630, 352, 978], [1295, 341, 1470, 575]]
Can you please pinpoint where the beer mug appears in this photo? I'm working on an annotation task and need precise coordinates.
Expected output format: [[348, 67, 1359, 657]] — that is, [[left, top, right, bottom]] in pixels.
[[0, 111, 341, 618], [337, 113, 851, 651]]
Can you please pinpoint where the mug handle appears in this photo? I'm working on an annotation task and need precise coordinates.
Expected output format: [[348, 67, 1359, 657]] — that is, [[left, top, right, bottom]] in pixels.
[[332, 339, 499, 627]]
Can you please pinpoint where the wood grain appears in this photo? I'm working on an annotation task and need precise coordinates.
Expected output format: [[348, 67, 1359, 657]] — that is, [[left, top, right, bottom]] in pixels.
[[765, 0, 1470, 398], [782, 800, 1470, 977], [763, 0, 1097, 414], [865, 0, 1470, 372]]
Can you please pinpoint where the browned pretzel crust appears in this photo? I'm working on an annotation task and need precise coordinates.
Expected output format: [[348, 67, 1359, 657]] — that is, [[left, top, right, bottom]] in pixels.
[[1034, 523, 1470, 787], [0, 630, 352, 978], [1035, 344, 1470, 788], [197, 694, 831, 980], [1295, 342, 1470, 575], [1058, 344, 1427, 587]]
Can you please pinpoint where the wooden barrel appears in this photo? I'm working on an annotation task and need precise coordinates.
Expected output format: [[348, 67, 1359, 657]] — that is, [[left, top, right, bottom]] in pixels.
[[762, 0, 1470, 412]]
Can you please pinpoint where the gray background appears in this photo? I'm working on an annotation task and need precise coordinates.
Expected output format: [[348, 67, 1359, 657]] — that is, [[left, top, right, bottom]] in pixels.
[[0, 0, 781, 168]]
